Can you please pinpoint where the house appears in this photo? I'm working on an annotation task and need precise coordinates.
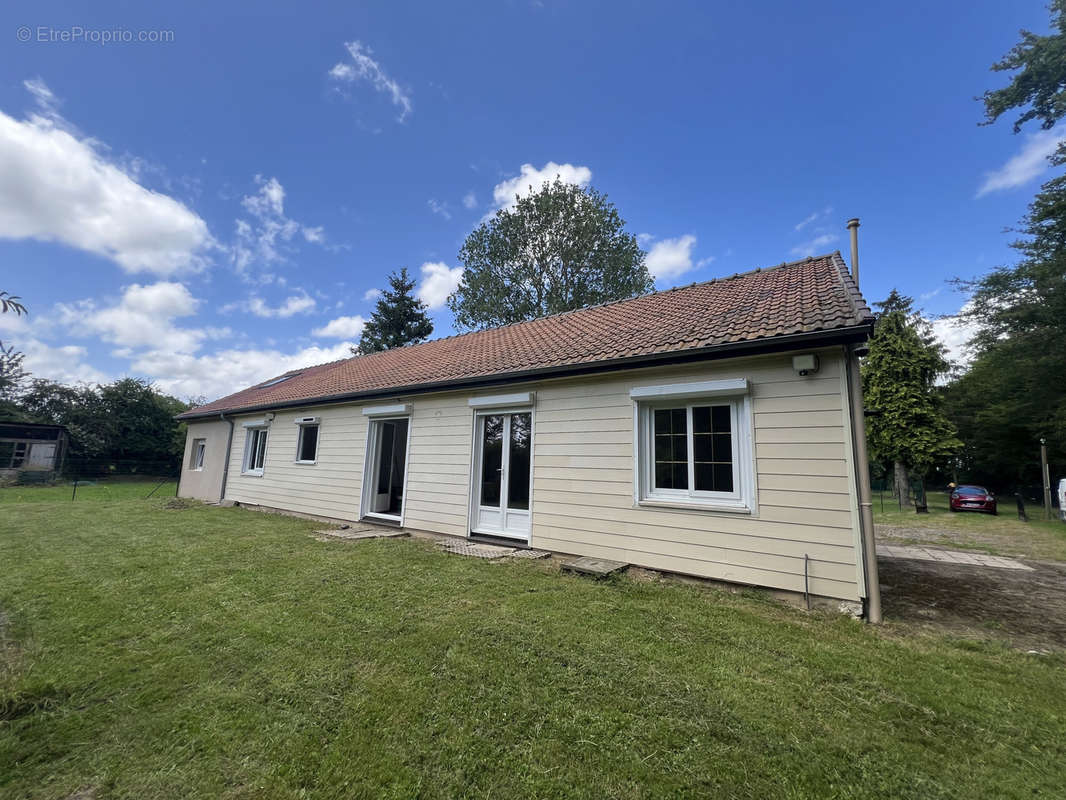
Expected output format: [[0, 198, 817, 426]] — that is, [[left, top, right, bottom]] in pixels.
[[0, 421, 68, 483], [176, 251, 880, 615]]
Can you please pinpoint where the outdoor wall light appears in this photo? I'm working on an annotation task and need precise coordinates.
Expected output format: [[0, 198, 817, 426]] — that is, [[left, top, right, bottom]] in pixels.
[[792, 353, 819, 376]]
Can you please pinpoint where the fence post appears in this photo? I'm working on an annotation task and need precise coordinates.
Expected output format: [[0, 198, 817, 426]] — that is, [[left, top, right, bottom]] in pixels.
[[71, 478, 78, 502]]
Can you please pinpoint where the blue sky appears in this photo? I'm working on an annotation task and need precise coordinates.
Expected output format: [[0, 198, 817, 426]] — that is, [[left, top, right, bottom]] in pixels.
[[0, 0, 1056, 400]]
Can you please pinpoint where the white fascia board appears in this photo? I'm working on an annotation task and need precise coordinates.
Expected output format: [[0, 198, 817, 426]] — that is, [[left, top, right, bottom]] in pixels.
[[361, 403, 411, 417], [468, 391, 535, 409], [629, 378, 749, 401]]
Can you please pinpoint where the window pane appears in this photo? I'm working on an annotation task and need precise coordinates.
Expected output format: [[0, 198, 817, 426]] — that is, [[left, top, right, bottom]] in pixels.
[[254, 430, 268, 470], [653, 406, 687, 490], [714, 463, 734, 493], [712, 404, 731, 432], [480, 415, 503, 506], [299, 424, 319, 462], [376, 424, 394, 493], [507, 413, 531, 510], [692, 404, 733, 493], [0, 441, 13, 467]]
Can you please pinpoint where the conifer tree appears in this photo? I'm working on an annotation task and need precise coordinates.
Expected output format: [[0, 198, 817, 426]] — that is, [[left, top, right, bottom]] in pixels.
[[354, 268, 434, 355]]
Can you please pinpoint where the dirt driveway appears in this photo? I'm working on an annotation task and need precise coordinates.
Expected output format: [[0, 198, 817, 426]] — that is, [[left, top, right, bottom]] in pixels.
[[877, 525, 1066, 651]]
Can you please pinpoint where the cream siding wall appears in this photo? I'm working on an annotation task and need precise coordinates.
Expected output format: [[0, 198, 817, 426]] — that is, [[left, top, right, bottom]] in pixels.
[[224, 404, 369, 521], [178, 419, 231, 502], [207, 346, 862, 601], [403, 393, 473, 536], [528, 349, 862, 601]]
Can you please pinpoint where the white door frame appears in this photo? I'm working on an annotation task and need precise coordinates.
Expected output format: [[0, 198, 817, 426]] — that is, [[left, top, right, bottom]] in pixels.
[[468, 407, 534, 541], [359, 414, 412, 525]]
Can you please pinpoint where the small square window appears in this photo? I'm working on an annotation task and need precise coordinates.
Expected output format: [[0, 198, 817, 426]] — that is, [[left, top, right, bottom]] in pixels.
[[296, 423, 319, 463]]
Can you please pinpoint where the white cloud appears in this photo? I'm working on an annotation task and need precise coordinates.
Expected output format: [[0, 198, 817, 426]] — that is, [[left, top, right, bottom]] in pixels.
[[222, 291, 316, 318], [977, 129, 1066, 197], [790, 233, 838, 258], [646, 235, 698, 281], [312, 315, 366, 339], [24, 341, 110, 385], [491, 161, 592, 212], [462, 191, 477, 210], [329, 41, 413, 122], [23, 77, 59, 116], [428, 198, 451, 220], [932, 310, 979, 371], [232, 175, 325, 281], [57, 281, 204, 353], [416, 261, 463, 309], [0, 80, 213, 276], [794, 206, 832, 232], [247, 292, 316, 318], [363, 288, 382, 301], [131, 342, 357, 400]]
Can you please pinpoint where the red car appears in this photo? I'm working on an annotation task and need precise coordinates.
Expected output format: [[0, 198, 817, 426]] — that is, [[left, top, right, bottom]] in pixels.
[[950, 485, 997, 515]]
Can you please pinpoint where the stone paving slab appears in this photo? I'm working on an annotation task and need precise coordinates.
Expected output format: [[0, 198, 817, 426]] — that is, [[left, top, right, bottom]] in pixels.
[[313, 524, 406, 541], [878, 544, 1033, 571], [562, 556, 629, 577], [511, 549, 551, 560], [438, 540, 517, 559]]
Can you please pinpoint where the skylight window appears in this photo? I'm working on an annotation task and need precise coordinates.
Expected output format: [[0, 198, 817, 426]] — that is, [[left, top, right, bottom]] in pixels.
[[257, 373, 300, 389]]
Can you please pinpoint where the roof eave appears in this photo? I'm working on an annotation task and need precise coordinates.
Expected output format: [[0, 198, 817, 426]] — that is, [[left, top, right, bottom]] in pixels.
[[175, 323, 873, 421]]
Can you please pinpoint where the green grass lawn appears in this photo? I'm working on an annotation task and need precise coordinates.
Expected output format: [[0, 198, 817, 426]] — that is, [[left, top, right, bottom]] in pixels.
[[2, 496, 1065, 798], [873, 489, 1066, 562], [0, 478, 178, 505]]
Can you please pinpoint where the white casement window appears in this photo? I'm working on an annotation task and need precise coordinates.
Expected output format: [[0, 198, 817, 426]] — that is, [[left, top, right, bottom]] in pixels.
[[295, 419, 320, 464], [632, 380, 754, 513], [242, 426, 269, 476], [190, 438, 206, 470]]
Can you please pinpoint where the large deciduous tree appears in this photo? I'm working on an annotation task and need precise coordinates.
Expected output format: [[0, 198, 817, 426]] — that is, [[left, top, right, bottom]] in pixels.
[[863, 291, 961, 505], [353, 268, 434, 355], [448, 178, 652, 330]]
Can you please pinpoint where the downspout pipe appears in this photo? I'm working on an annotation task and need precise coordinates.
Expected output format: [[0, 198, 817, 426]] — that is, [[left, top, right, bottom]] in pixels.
[[219, 412, 235, 503], [845, 344, 881, 623]]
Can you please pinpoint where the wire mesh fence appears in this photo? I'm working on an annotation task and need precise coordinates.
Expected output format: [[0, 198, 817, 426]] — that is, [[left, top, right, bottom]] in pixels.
[[0, 457, 180, 501]]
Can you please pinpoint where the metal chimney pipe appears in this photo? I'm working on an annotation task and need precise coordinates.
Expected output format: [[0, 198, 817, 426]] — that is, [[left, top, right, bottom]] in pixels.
[[847, 218, 860, 286]]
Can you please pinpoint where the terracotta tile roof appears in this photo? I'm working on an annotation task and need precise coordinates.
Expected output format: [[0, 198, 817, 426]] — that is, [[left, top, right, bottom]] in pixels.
[[178, 252, 872, 419]]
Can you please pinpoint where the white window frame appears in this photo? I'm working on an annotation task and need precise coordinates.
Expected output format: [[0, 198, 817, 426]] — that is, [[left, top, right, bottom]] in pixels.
[[294, 419, 320, 465], [631, 380, 755, 513], [191, 438, 206, 471], [242, 425, 269, 477]]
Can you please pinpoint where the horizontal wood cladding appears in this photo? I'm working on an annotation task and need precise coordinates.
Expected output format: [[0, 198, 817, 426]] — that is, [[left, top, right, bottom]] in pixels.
[[528, 350, 861, 600], [218, 348, 862, 600]]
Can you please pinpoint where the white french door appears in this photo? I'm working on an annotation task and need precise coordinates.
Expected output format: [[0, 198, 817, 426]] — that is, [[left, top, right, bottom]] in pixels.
[[472, 411, 532, 540], [362, 416, 410, 521]]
